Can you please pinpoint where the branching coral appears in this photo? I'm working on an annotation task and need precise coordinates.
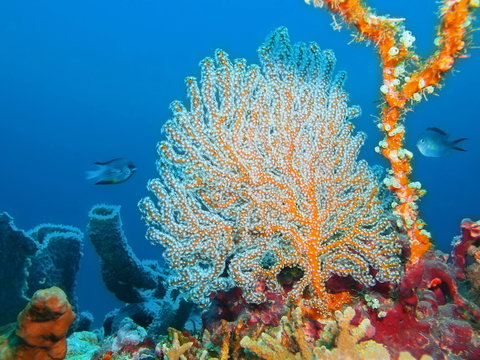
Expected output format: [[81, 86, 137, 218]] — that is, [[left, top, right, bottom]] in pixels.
[[140, 28, 403, 315], [304, 0, 479, 265], [240, 306, 390, 360], [315, 307, 386, 360], [162, 332, 193, 360]]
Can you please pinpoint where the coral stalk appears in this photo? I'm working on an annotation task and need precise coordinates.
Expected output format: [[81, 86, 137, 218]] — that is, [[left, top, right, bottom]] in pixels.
[[305, 0, 479, 264]]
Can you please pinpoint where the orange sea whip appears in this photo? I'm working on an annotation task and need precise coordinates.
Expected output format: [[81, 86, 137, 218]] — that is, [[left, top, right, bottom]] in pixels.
[[305, 0, 479, 265]]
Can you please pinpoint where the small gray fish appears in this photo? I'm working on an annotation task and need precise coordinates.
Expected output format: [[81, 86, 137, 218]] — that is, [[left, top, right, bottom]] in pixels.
[[416, 127, 467, 157], [86, 158, 136, 184]]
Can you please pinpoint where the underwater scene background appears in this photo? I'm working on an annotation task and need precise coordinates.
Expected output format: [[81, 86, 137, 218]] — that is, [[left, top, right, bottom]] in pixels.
[[1, 0, 480, 359]]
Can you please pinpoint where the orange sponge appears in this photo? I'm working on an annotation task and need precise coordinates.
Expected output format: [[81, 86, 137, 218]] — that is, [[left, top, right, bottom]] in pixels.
[[12, 287, 75, 360]]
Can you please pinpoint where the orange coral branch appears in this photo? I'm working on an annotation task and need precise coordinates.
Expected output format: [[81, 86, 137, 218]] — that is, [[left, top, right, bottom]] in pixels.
[[306, 0, 479, 265]]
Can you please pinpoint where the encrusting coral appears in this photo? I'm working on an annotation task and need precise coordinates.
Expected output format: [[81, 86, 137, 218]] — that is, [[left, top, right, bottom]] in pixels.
[[140, 27, 403, 316]]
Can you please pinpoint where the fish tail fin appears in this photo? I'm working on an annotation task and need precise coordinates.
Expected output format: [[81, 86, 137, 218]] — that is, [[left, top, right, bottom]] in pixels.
[[452, 138, 468, 152], [85, 168, 103, 180]]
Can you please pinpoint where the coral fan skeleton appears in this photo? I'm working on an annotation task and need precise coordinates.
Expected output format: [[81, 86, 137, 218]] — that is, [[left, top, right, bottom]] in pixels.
[[140, 28, 403, 315]]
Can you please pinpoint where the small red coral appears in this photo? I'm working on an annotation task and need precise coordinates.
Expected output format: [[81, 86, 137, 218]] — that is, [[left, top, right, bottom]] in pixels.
[[453, 219, 480, 279]]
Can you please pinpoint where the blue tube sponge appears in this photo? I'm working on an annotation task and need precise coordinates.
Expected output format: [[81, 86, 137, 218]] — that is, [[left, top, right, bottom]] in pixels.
[[26, 223, 83, 310], [87, 204, 163, 303], [0, 213, 83, 325], [0, 212, 38, 325]]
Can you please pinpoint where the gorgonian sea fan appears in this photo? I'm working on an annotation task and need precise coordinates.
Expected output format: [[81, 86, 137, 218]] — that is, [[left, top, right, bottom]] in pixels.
[[139, 28, 403, 314]]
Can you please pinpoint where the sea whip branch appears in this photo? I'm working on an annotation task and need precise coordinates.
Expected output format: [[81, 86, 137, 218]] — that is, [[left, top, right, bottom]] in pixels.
[[305, 0, 479, 264]]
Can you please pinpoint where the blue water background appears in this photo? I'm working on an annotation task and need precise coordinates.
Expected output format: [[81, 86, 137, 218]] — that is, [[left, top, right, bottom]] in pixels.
[[1, 0, 479, 325]]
